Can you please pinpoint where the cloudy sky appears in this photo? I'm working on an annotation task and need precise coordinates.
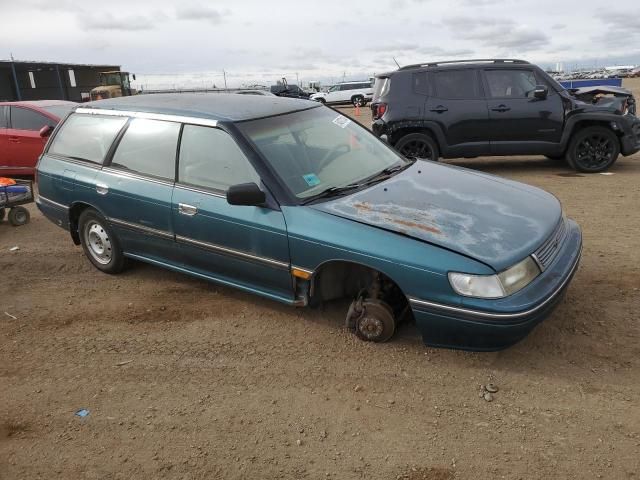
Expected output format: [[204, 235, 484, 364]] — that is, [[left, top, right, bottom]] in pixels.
[[1, 0, 639, 88]]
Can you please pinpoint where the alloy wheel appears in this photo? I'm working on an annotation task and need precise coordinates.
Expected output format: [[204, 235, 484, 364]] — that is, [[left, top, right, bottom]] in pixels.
[[575, 134, 615, 171]]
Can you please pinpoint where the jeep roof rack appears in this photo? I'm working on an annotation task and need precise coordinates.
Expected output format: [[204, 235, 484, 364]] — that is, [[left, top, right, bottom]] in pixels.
[[398, 59, 530, 71]]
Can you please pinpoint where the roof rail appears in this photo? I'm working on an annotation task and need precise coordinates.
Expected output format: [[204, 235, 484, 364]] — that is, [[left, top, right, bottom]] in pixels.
[[398, 59, 530, 71]]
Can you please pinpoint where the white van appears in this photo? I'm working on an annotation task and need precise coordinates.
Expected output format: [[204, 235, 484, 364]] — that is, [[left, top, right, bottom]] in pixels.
[[310, 81, 373, 107]]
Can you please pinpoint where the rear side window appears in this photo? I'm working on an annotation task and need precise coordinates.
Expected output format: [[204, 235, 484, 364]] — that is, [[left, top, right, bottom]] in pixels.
[[433, 70, 480, 99], [110, 118, 180, 180], [178, 125, 259, 192], [413, 72, 429, 95], [10, 106, 55, 130], [49, 113, 127, 164]]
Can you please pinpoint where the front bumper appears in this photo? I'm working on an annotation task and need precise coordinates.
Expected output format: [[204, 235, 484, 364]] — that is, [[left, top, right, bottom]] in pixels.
[[409, 219, 583, 351], [620, 115, 640, 156]]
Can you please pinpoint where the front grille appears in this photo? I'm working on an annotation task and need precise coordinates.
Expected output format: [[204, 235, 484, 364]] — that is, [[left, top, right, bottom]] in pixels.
[[533, 218, 567, 271]]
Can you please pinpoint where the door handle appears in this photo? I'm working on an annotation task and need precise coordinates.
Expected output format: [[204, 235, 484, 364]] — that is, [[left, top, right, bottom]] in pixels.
[[178, 203, 198, 216], [491, 105, 511, 112], [430, 105, 448, 113], [96, 183, 109, 195], [8, 136, 20, 143]]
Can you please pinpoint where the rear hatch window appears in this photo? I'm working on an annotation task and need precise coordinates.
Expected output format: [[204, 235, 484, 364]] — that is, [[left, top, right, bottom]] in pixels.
[[372, 77, 390, 102]]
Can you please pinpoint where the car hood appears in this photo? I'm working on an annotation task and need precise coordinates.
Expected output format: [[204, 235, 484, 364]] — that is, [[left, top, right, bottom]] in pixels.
[[310, 162, 562, 271]]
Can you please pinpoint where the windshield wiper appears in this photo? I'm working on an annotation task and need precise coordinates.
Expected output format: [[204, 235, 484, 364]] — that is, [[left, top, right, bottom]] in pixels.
[[357, 159, 415, 187], [302, 183, 362, 204]]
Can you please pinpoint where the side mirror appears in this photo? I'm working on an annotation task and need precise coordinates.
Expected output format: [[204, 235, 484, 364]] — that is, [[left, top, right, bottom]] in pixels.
[[533, 85, 548, 100], [226, 182, 266, 206], [132, 74, 136, 81], [39, 125, 54, 138]]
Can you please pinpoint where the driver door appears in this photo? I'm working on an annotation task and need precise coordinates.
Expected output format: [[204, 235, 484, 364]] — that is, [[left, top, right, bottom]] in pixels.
[[172, 124, 294, 302], [481, 68, 564, 154]]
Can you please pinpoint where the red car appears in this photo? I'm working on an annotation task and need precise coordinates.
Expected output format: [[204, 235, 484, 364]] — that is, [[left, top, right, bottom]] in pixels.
[[0, 100, 77, 176]]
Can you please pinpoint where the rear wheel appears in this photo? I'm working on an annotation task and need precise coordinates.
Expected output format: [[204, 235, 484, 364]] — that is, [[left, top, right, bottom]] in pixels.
[[351, 95, 365, 107], [8, 206, 30, 226], [78, 209, 126, 274], [395, 133, 440, 161], [566, 126, 619, 172]]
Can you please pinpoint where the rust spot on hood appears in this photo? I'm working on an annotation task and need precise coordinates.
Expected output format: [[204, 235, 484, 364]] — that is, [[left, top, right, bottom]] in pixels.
[[387, 218, 442, 235]]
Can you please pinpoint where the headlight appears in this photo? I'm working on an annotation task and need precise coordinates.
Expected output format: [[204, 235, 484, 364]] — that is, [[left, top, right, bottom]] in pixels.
[[448, 257, 541, 299]]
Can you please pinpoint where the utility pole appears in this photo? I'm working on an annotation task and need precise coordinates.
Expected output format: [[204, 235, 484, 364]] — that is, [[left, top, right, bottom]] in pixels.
[[223, 70, 227, 90], [296, 72, 299, 87]]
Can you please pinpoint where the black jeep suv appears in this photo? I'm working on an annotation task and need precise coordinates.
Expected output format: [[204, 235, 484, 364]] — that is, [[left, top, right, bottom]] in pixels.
[[371, 59, 640, 172]]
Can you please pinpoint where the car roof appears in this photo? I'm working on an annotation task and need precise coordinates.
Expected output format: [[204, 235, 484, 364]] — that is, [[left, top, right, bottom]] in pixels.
[[0, 100, 77, 107], [377, 59, 532, 77], [81, 93, 319, 122]]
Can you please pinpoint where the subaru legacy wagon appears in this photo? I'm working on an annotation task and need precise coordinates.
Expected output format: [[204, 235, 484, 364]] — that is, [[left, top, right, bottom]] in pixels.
[[36, 94, 582, 350]]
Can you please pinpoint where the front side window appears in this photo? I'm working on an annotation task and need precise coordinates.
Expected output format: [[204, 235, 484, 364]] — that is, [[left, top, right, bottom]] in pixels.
[[485, 69, 538, 98], [433, 69, 480, 99], [178, 125, 260, 192], [238, 106, 405, 200], [48, 113, 127, 164], [328, 85, 339, 92], [10, 107, 55, 131], [110, 118, 180, 180]]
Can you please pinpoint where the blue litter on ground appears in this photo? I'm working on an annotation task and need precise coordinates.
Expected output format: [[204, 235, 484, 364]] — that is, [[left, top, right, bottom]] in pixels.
[[75, 409, 90, 418]]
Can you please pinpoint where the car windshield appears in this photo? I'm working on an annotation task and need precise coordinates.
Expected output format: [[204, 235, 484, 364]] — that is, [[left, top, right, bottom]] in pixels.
[[238, 107, 407, 201]]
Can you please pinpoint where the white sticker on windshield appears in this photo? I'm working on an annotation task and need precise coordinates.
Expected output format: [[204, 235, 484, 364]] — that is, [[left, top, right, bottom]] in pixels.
[[332, 115, 351, 129]]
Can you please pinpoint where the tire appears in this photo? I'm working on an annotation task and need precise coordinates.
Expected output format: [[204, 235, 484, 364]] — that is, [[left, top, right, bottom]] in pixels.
[[8, 206, 30, 226], [351, 95, 365, 107], [0, 208, 5, 222], [394, 132, 440, 161], [78, 208, 126, 274], [317, 97, 326, 104], [565, 126, 620, 173]]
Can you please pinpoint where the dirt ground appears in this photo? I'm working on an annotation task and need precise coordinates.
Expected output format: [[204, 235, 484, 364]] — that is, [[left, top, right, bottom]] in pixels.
[[1, 79, 640, 480]]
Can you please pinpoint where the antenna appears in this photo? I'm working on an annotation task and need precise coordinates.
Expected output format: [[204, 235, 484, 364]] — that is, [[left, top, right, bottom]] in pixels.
[[393, 57, 401, 68]]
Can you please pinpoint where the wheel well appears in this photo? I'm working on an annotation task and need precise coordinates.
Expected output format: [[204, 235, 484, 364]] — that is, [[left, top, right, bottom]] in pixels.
[[309, 261, 410, 317], [68, 202, 92, 245], [570, 120, 623, 139], [389, 127, 440, 151]]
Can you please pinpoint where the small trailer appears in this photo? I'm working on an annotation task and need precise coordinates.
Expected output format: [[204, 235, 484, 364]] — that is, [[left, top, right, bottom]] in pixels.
[[0, 179, 33, 226]]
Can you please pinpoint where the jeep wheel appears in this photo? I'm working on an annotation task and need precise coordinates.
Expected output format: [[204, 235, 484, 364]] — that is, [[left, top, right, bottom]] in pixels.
[[395, 133, 439, 161], [317, 97, 326, 104], [351, 95, 365, 107], [566, 127, 619, 173]]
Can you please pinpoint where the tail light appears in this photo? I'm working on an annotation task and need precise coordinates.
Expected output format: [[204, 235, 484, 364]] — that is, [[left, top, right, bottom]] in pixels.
[[372, 103, 387, 120]]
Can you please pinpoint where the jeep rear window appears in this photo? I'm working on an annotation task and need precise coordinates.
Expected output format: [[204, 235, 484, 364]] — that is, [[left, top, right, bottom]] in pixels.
[[433, 70, 480, 99], [48, 113, 127, 164], [372, 77, 390, 101]]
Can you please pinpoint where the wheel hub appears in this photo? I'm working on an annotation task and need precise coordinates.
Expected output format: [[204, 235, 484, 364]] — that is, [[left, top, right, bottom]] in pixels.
[[357, 315, 385, 340], [86, 221, 112, 265]]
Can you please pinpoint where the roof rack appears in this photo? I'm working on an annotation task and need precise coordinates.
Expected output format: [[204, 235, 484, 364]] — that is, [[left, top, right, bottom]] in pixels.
[[398, 59, 529, 71]]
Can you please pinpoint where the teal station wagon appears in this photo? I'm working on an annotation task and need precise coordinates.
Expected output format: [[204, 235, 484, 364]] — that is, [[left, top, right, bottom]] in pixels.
[[36, 94, 582, 350]]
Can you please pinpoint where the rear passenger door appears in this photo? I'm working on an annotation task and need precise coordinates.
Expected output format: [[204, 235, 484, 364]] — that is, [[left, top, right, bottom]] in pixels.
[[425, 69, 491, 157], [172, 124, 293, 302], [94, 117, 180, 261]]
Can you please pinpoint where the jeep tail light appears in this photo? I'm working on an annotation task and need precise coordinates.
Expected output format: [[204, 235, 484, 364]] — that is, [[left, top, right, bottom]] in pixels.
[[373, 103, 387, 120]]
